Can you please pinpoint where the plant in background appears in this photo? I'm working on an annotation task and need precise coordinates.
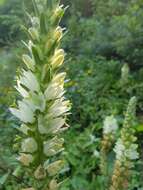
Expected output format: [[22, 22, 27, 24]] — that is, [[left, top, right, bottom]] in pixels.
[[99, 97, 139, 190], [10, 0, 71, 189], [110, 97, 139, 190], [100, 115, 118, 179], [120, 63, 130, 86]]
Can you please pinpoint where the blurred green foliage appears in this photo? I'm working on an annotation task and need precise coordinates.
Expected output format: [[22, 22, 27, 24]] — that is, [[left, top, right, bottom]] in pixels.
[[0, 0, 143, 189], [64, 0, 143, 67]]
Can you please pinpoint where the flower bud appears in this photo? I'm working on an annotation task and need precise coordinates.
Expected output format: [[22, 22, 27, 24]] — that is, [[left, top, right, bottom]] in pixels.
[[54, 49, 65, 57], [43, 137, 64, 156], [53, 5, 64, 23], [22, 54, 35, 71], [121, 64, 129, 81], [28, 27, 39, 40], [34, 165, 46, 179], [51, 55, 64, 69], [44, 81, 64, 100], [44, 149, 56, 157], [19, 124, 29, 135], [54, 27, 63, 42], [112, 174, 118, 181], [46, 160, 63, 176], [45, 39, 53, 53], [21, 138, 37, 153], [49, 179, 59, 190], [52, 72, 66, 85], [18, 153, 33, 166]]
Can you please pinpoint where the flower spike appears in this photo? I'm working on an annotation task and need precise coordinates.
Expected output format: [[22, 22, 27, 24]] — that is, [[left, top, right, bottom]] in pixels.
[[10, 0, 71, 189]]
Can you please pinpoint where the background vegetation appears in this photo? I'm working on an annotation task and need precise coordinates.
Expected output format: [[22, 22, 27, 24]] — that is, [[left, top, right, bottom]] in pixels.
[[0, 0, 143, 189]]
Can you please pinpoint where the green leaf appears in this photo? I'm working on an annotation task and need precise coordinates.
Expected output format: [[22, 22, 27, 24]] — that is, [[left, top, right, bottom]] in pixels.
[[40, 13, 47, 34], [46, 0, 52, 9], [0, 0, 5, 6], [12, 166, 21, 177], [47, 0, 59, 8], [46, 40, 58, 57], [32, 46, 41, 65], [136, 124, 143, 132], [32, 0, 39, 16], [0, 173, 9, 185]]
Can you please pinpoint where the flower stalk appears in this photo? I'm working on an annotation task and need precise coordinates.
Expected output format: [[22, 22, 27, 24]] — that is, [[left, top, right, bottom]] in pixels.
[[10, 0, 71, 189], [110, 97, 139, 190], [100, 115, 118, 187]]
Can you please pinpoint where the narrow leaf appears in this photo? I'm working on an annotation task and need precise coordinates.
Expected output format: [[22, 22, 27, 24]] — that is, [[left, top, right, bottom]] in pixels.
[[32, 46, 41, 64], [46, 0, 53, 9], [40, 13, 47, 34], [32, 0, 39, 16]]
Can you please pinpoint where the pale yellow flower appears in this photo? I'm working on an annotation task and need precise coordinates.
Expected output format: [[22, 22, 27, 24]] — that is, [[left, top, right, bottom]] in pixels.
[[21, 138, 38, 153], [18, 153, 33, 166], [34, 165, 46, 179], [51, 54, 64, 69], [54, 26, 63, 42], [46, 160, 63, 176]]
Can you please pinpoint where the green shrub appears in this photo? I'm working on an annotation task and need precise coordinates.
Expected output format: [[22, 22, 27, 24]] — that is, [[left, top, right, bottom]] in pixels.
[[66, 56, 143, 128], [63, 0, 143, 67]]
